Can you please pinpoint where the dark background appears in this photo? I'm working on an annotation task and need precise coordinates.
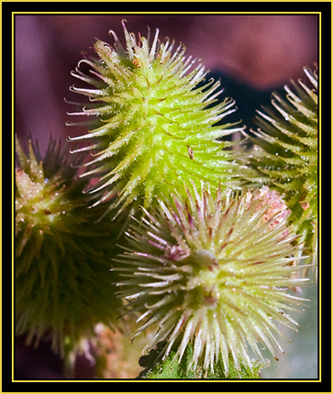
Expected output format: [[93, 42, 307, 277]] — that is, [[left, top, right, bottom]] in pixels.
[[15, 13, 318, 153]]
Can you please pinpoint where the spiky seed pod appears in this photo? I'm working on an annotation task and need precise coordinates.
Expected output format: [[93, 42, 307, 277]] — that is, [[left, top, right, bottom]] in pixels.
[[113, 183, 310, 375], [68, 21, 245, 219], [243, 67, 318, 260], [15, 136, 122, 357]]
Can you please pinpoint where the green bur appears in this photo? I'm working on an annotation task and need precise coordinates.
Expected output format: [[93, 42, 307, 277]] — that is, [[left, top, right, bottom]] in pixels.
[[114, 182, 310, 376], [68, 21, 246, 220], [244, 67, 318, 262], [15, 136, 122, 359]]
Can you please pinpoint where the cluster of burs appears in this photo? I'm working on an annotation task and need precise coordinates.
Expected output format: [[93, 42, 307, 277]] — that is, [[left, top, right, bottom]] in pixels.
[[15, 21, 318, 379]]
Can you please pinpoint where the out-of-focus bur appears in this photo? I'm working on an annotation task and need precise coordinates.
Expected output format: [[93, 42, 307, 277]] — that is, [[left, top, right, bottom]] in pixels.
[[243, 66, 318, 265], [15, 136, 122, 363]]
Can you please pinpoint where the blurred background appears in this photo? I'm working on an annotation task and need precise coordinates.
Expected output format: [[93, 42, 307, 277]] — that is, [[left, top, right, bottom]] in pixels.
[[15, 14, 318, 152], [14, 14, 319, 380]]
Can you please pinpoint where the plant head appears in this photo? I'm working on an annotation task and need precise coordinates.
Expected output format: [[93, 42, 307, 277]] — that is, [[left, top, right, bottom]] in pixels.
[[114, 182, 310, 375], [68, 21, 246, 220], [243, 67, 318, 262], [15, 136, 122, 356]]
